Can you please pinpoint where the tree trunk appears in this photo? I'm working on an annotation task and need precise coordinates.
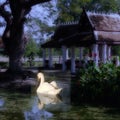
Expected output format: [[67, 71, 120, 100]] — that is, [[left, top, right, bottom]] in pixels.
[[9, 19, 25, 73], [3, 18, 25, 74]]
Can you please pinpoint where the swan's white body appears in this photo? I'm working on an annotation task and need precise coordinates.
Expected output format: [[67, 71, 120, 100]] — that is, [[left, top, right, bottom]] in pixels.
[[36, 73, 62, 96]]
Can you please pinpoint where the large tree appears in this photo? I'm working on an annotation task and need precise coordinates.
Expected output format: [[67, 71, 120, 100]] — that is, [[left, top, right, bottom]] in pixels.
[[87, 0, 119, 12], [55, 0, 91, 23], [56, 0, 119, 23], [0, 0, 50, 74]]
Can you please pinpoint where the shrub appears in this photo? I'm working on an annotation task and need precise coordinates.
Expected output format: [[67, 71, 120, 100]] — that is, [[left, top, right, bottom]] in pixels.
[[71, 63, 120, 106]]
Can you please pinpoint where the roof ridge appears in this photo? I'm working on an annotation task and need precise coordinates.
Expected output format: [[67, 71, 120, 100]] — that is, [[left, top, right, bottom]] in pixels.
[[57, 21, 79, 26], [87, 11, 120, 18]]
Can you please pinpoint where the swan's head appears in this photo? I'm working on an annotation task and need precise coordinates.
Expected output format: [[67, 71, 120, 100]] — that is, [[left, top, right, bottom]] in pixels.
[[37, 72, 44, 80]]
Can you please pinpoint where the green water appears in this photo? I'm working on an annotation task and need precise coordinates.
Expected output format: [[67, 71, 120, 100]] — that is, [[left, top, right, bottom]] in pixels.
[[0, 86, 120, 120]]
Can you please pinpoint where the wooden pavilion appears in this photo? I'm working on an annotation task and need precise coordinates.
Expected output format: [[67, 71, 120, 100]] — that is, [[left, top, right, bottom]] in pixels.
[[41, 9, 120, 73]]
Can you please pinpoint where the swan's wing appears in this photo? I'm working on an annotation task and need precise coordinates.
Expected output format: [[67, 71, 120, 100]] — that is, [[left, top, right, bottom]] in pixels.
[[48, 88, 62, 95], [37, 82, 56, 93], [50, 81, 58, 88], [37, 81, 62, 96]]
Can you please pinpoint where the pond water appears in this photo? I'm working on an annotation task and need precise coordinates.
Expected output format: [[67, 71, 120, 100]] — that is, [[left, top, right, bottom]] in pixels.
[[0, 74, 120, 120]]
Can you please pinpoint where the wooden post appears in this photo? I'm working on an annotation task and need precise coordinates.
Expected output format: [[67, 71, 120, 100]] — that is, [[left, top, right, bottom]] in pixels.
[[92, 44, 99, 66], [107, 46, 111, 61], [42, 48, 46, 67], [102, 44, 107, 63], [79, 47, 84, 61], [48, 48, 53, 68], [66, 48, 69, 60], [116, 56, 120, 66], [71, 47, 76, 73], [62, 46, 67, 71]]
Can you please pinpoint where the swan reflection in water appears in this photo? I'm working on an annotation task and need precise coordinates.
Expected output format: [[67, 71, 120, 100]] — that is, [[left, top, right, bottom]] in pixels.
[[37, 93, 62, 109], [24, 96, 53, 120], [24, 94, 62, 120]]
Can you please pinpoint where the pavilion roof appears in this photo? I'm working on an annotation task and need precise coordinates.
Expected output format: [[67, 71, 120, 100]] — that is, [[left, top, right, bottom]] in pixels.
[[61, 10, 120, 46], [41, 9, 120, 48], [41, 39, 61, 48], [87, 12, 120, 32], [89, 12, 120, 44], [41, 22, 79, 48]]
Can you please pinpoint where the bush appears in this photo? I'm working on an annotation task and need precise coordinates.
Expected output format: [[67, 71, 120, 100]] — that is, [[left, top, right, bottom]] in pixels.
[[71, 63, 120, 106]]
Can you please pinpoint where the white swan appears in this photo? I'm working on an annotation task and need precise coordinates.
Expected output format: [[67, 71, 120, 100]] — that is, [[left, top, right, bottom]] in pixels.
[[36, 72, 62, 96]]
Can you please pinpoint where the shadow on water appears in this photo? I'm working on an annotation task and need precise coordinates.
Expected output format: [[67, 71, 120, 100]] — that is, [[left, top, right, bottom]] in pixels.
[[0, 71, 120, 120]]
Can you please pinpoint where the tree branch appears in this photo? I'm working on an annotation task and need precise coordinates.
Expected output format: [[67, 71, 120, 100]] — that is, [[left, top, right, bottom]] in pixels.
[[24, 0, 51, 8], [0, 0, 9, 7], [0, 0, 11, 23]]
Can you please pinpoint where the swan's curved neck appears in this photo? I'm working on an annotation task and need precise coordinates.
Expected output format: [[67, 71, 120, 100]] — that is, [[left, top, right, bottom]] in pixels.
[[38, 74, 45, 85]]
